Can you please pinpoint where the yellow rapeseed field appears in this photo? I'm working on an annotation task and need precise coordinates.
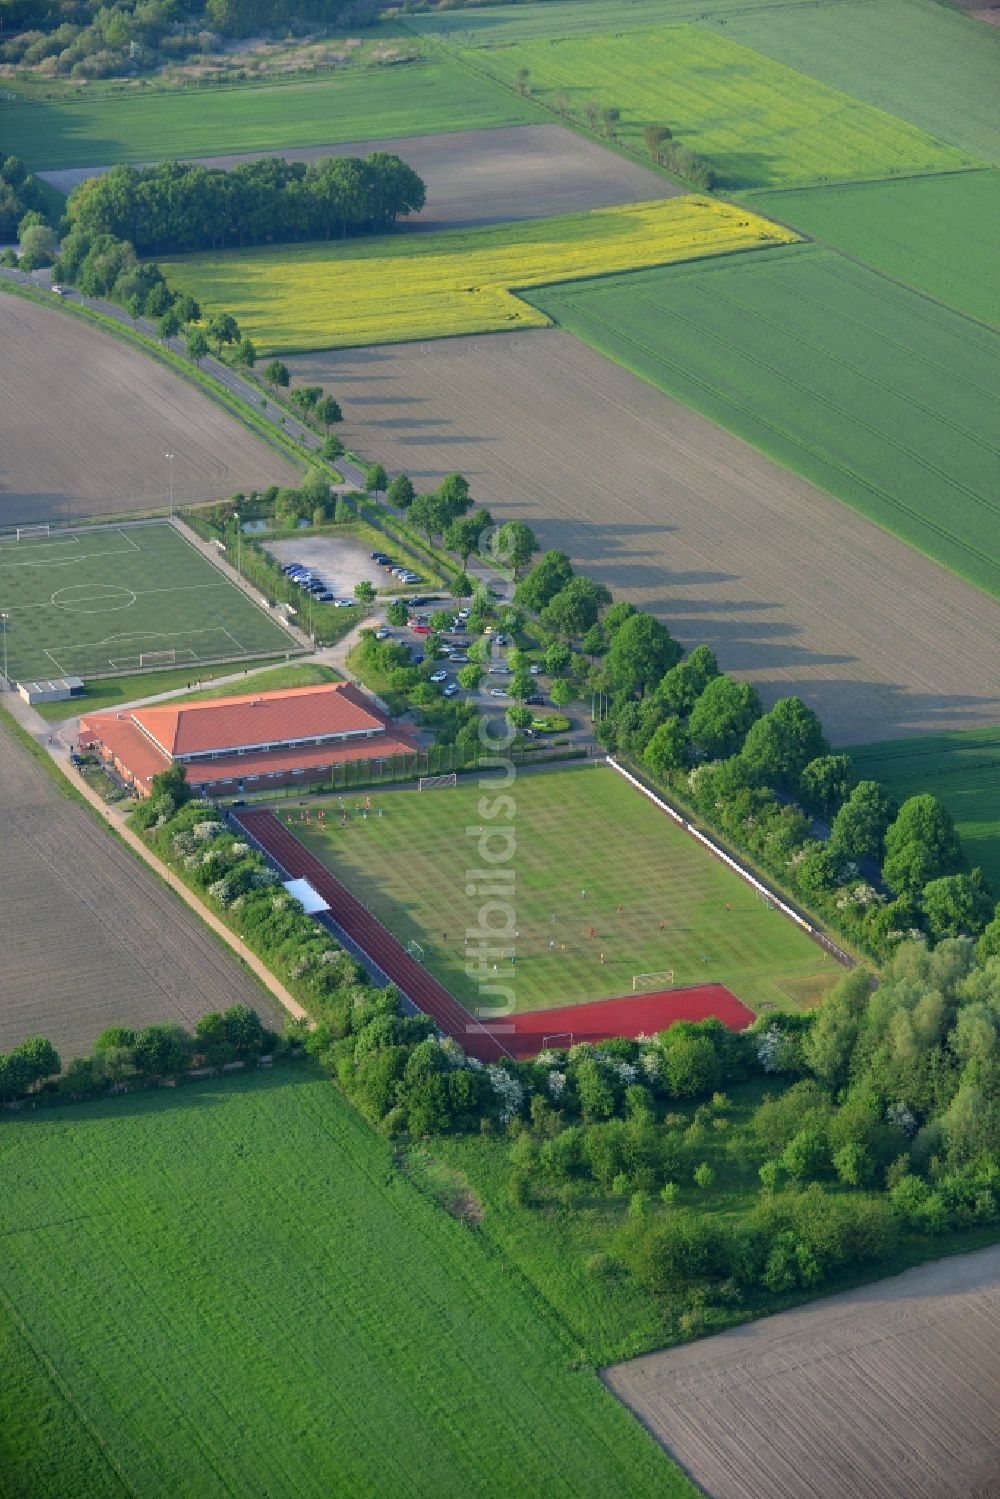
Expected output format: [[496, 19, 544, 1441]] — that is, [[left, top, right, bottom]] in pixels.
[[163, 197, 798, 352]]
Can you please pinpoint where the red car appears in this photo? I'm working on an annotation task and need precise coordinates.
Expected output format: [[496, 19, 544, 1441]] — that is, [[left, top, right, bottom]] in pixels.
[[410, 623, 432, 635]]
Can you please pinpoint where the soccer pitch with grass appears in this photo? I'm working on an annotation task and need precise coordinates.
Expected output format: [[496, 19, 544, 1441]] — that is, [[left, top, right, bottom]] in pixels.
[[0, 1068, 686, 1499], [460, 25, 975, 189], [296, 765, 834, 1013], [530, 245, 1000, 599], [0, 523, 300, 682], [162, 196, 795, 352]]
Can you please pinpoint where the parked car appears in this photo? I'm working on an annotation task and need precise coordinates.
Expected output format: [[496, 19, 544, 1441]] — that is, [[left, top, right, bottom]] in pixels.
[[443, 683, 459, 697], [410, 652, 424, 665], [487, 664, 509, 675], [448, 654, 469, 665], [376, 557, 395, 568], [370, 551, 390, 561], [495, 633, 509, 646], [456, 608, 470, 620], [411, 624, 432, 635], [333, 597, 355, 608], [429, 670, 448, 684], [375, 627, 391, 640], [316, 591, 334, 602], [525, 694, 544, 706], [489, 687, 508, 698], [529, 663, 543, 675], [282, 562, 304, 574]]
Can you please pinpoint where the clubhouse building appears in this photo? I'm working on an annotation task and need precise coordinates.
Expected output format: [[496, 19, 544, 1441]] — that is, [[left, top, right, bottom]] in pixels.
[[79, 682, 419, 797]]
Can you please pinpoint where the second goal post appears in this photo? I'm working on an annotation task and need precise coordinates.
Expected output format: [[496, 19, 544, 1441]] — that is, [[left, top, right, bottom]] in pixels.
[[632, 970, 674, 992], [418, 772, 457, 791]]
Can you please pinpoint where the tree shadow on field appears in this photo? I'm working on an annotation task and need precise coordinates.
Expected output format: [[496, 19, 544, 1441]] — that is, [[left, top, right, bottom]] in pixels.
[[4, 1059, 320, 1131]]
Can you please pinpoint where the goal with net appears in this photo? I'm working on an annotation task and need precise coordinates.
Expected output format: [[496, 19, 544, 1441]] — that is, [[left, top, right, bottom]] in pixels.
[[418, 772, 457, 791], [405, 939, 425, 961], [15, 524, 50, 541], [541, 1033, 574, 1051], [632, 970, 674, 992], [139, 649, 178, 668]]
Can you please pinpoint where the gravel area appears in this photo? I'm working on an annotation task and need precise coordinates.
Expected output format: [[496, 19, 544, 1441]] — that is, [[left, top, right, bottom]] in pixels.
[[267, 533, 391, 596]]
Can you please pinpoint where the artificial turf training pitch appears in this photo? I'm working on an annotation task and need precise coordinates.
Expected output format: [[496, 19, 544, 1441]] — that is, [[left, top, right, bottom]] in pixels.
[[294, 764, 836, 1014], [0, 521, 301, 682]]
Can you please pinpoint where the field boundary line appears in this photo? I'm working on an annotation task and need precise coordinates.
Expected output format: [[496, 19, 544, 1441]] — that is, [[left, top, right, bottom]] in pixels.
[[606, 756, 856, 970]]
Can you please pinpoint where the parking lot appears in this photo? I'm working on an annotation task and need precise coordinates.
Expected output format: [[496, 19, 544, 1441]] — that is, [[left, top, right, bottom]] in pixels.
[[269, 533, 398, 600]]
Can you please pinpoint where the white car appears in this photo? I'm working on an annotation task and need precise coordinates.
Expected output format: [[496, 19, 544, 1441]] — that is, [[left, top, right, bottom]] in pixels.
[[375, 627, 391, 640], [333, 598, 354, 608], [430, 670, 448, 683], [443, 683, 459, 698], [456, 608, 470, 620], [489, 687, 508, 698], [530, 664, 543, 675]]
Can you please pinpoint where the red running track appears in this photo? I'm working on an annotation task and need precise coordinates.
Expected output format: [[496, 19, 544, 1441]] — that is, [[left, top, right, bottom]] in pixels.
[[495, 985, 755, 1060], [237, 810, 755, 1063], [236, 808, 512, 1061]]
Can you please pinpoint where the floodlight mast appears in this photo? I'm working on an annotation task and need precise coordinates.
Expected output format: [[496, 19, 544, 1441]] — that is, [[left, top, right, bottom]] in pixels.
[[1, 611, 8, 687], [233, 511, 241, 579], [165, 452, 174, 517]]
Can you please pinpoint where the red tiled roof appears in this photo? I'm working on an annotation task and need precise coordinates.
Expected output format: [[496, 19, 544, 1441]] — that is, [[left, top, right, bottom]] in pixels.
[[134, 682, 387, 758], [79, 684, 418, 794], [79, 712, 171, 789], [184, 730, 419, 786]]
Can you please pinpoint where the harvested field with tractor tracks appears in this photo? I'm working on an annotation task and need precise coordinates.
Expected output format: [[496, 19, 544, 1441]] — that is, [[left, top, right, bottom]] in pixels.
[[604, 1243, 1000, 1499], [0, 294, 300, 528], [286, 331, 1000, 745], [0, 716, 280, 1058]]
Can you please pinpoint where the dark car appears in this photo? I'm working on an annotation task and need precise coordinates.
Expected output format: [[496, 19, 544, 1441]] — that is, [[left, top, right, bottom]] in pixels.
[[410, 652, 424, 665], [525, 694, 544, 706], [370, 551, 389, 561], [316, 591, 334, 602]]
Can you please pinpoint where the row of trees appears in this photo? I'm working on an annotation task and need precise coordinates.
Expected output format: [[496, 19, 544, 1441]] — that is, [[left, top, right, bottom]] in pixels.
[[66, 153, 427, 253], [499, 547, 996, 959], [512, 71, 718, 191], [2, 1005, 282, 1104]]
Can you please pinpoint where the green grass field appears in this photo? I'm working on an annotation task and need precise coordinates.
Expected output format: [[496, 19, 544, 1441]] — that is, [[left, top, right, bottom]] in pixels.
[[747, 171, 1000, 327], [0, 1067, 687, 1498], [162, 197, 795, 352], [296, 765, 835, 1013], [0, 523, 301, 682], [32, 659, 341, 722], [529, 245, 1000, 599], [0, 59, 544, 172], [403, 0, 774, 40], [717, 0, 1000, 165], [851, 728, 1000, 891], [459, 24, 976, 188]]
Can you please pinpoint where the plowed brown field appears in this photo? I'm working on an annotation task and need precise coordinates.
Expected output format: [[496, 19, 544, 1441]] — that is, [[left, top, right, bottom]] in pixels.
[[0, 718, 279, 1058], [0, 295, 300, 528], [40, 124, 676, 229], [604, 1244, 1000, 1499], [285, 332, 1000, 745]]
